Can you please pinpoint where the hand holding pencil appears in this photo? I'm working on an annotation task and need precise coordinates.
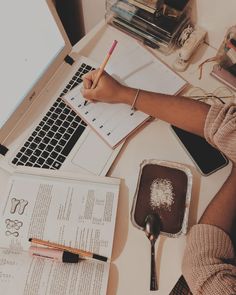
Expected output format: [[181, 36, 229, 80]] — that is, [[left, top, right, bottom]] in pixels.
[[82, 40, 127, 104]]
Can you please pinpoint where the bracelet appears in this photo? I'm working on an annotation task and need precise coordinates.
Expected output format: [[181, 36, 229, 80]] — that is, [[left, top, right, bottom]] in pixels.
[[131, 89, 140, 110]]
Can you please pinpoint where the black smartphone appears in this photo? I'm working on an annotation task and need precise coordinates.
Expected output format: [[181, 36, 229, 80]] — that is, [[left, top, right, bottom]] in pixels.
[[171, 125, 229, 176]]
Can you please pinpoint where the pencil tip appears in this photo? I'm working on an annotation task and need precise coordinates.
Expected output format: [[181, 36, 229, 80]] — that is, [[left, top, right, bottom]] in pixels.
[[29, 238, 32, 242]]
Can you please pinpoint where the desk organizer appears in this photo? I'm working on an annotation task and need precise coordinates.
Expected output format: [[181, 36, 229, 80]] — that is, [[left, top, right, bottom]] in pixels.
[[131, 159, 192, 237], [105, 0, 192, 55]]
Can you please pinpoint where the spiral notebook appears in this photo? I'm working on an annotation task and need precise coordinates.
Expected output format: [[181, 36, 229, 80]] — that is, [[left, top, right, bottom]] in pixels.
[[63, 45, 187, 149]]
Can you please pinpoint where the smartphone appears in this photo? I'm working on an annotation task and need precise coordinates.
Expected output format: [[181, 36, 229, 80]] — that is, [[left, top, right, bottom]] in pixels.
[[171, 125, 229, 176]]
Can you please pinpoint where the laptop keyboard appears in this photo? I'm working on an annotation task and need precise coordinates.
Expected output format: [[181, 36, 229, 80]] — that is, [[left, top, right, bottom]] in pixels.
[[12, 62, 95, 169]]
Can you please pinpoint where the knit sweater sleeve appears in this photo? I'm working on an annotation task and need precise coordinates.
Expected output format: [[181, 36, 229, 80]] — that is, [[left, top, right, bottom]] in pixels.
[[204, 103, 236, 163], [182, 224, 236, 295]]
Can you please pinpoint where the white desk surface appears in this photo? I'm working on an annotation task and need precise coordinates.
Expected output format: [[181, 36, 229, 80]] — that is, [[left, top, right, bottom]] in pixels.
[[0, 20, 233, 295], [71, 20, 235, 295]]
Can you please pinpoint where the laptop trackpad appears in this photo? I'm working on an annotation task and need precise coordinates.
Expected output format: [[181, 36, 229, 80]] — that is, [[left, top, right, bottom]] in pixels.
[[72, 131, 114, 175]]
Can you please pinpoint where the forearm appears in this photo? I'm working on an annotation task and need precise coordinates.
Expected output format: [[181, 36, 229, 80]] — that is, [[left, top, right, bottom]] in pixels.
[[199, 166, 236, 235], [83, 71, 210, 137], [182, 224, 236, 295], [182, 166, 236, 293], [121, 87, 210, 137]]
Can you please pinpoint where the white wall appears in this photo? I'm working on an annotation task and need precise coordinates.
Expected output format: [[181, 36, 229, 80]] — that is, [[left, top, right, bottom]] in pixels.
[[81, 0, 106, 34], [191, 0, 236, 49]]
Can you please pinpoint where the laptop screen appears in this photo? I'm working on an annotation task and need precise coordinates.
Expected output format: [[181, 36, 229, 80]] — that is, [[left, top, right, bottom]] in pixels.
[[0, 1, 66, 129]]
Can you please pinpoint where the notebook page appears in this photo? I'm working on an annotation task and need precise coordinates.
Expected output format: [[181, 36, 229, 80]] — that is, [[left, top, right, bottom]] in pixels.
[[63, 86, 149, 148]]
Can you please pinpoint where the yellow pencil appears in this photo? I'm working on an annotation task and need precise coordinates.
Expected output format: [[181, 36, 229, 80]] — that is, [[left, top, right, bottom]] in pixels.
[[84, 40, 118, 105], [92, 39, 118, 89]]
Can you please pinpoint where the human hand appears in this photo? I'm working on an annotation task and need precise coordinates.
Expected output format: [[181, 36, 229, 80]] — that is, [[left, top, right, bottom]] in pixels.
[[81, 70, 130, 104]]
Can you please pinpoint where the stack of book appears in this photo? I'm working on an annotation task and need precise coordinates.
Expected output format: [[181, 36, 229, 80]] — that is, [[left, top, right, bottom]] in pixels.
[[106, 0, 192, 55]]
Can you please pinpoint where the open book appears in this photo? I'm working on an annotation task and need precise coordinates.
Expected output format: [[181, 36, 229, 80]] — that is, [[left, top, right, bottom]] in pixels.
[[63, 44, 187, 149], [0, 166, 120, 295]]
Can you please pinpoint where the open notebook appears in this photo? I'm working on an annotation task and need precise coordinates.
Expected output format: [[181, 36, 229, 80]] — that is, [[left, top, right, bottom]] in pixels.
[[63, 44, 187, 148]]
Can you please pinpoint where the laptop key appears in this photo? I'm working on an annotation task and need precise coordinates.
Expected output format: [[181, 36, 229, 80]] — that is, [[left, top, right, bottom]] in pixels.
[[33, 137, 41, 144], [54, 145, 62, 153], [50, 139, 58, 146], [54, 133, 62, 140], [46, 145, 54, 152], [61, 125, 86, 156], [33, 149, 42, 157], [55, 108, 62, 114], [51, 113, 58, 120], [24, 142, 30, 147], [41, 151, 50, 159], [42, 164, 50, 169], [51, 125, 59, 132], [42, 137, 50, 144], [55, 119, 63, 126], [28, 136, 34, 142], [67, 115, 73, 122], [47, 131, 54, 138], [37, 158, 45, 165], [29, 155, 37, 163], [12, 158, 18, 165], [46, 158, 54, 166], [57, 155, 66, 163], [62, 121, 70, 128], [42, 125, 50, 132], [38, 143, 46, 150], [67, 127, 74, 134], [16, 152, 22, 159], [25, 149, 33, 156], [34, 164, 41, 168], [51, 151, 58, 159], [62, 133, 70, 141], [20, 147, 26, 153], [71, 122, 79, 129], [52, 161, 61, 169], [59, 114, 66, 121]]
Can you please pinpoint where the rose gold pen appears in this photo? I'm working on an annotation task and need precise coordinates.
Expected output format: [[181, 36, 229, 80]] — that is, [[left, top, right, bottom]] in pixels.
[[29, 246, 80, 263], [29, 238, 108, 262]]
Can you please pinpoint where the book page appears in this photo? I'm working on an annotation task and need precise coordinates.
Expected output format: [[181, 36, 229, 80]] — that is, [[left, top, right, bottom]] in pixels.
[[0, 248, 110, 295], [0, 168, 120, 295], [0, 168, 120, 256]]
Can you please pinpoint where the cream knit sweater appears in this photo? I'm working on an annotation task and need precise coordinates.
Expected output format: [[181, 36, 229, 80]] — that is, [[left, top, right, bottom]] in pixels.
[[182, 103, 236, 295]]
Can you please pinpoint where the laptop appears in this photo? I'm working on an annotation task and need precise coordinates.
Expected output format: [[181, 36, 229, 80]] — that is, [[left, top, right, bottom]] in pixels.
[[0, 0, 122, 176]]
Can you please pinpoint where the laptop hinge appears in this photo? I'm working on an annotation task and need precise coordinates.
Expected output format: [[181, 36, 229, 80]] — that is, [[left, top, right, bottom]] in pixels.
[[0, 144, 9, 156], [64, 55, 75, 66]]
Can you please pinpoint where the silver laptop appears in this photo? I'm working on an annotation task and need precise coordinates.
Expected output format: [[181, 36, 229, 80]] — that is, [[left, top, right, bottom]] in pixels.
[[0, 0, 122, 176]]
